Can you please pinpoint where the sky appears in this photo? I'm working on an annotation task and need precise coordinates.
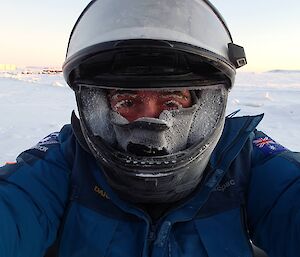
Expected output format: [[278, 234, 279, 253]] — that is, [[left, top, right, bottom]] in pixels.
[[1, 0, 299, 72]]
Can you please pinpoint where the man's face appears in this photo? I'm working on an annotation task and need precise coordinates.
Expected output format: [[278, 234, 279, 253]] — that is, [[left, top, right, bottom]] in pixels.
[[108, 89, 192, 122]]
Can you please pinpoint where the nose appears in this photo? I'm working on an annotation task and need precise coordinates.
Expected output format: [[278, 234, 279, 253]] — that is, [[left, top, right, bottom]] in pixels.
[[135, 99, 162, 120]]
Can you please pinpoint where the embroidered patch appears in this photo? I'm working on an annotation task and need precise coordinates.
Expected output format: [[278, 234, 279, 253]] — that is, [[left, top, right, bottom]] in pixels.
[[253, 136, 287, 155], [38, 132, 59, 145], [29, 132, 59, 154]]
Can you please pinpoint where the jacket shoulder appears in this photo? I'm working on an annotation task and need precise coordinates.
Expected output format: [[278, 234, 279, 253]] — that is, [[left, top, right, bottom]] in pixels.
[[247, 131, 300, 255], [12, 124, 76, 170], [0, 125, 76, 256]]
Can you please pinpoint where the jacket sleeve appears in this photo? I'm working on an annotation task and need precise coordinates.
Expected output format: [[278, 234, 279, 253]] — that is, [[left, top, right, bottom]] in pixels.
[[247, 131, 300, 257], [0, 128, 73, 257]]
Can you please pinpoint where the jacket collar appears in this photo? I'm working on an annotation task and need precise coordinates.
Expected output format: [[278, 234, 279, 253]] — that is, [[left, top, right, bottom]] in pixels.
[[210, 114, 264, 170]]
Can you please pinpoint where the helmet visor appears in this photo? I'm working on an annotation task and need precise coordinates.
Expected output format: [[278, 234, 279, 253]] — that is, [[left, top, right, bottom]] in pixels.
[[77, 83, 227, 156]]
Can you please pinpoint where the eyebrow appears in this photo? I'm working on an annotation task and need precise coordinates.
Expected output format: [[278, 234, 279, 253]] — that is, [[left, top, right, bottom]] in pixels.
[[109, 90, 138, 100], [160, 91, 188, 99]]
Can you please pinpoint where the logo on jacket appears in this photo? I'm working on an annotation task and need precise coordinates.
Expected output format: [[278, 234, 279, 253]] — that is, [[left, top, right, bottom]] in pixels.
[[216, 179, 236, 192], [94, 185, 110, 200], [253, 136, 286, 155]]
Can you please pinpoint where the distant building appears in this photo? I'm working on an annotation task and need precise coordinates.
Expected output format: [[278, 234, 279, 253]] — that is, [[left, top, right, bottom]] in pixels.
[[0, 64, 17, 71], [20, 67, 62, 75], [41, 68, 62, 74]]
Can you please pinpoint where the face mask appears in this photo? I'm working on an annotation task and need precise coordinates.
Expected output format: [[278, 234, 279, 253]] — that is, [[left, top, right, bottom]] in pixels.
[[110, 104, 198, 155]]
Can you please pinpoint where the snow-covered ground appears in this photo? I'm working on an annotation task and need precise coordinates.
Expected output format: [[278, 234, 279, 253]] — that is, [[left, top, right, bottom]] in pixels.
[[227, 71, 300, 152], [0, 70, 299, 164]]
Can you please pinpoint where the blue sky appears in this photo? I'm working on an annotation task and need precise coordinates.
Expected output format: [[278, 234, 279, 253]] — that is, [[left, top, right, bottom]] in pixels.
[[1, 0, 299, 72]]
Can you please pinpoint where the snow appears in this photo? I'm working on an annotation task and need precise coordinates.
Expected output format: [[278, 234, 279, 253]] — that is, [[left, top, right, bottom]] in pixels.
[[0, 72, 75, 163], [0, 70, 299, 164], [227, 71, 300, 152]]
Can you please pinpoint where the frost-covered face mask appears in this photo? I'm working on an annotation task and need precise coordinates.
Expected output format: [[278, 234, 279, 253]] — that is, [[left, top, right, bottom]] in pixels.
[[108, 89, 195, 156], [79, 85, 228, 156]]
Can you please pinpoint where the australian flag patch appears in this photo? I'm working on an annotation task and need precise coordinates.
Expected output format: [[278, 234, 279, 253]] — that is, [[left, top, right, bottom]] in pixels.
[[253, 133, 287, 155]]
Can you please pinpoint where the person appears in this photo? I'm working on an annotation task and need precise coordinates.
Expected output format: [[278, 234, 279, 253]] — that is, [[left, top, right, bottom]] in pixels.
[[0, 0, 299, 257]]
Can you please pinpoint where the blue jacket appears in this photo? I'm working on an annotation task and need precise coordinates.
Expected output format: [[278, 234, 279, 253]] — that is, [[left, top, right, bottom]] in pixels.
[[0, 115, 300, 257]]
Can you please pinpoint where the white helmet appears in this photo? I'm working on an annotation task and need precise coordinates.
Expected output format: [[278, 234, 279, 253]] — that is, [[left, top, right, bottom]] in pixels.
[[63, 0, 246, 203]]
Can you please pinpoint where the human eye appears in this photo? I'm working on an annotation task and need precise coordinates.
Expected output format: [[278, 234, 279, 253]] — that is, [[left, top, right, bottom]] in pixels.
[[114, 99, 134, 109], [164, 100, 182, 109]]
